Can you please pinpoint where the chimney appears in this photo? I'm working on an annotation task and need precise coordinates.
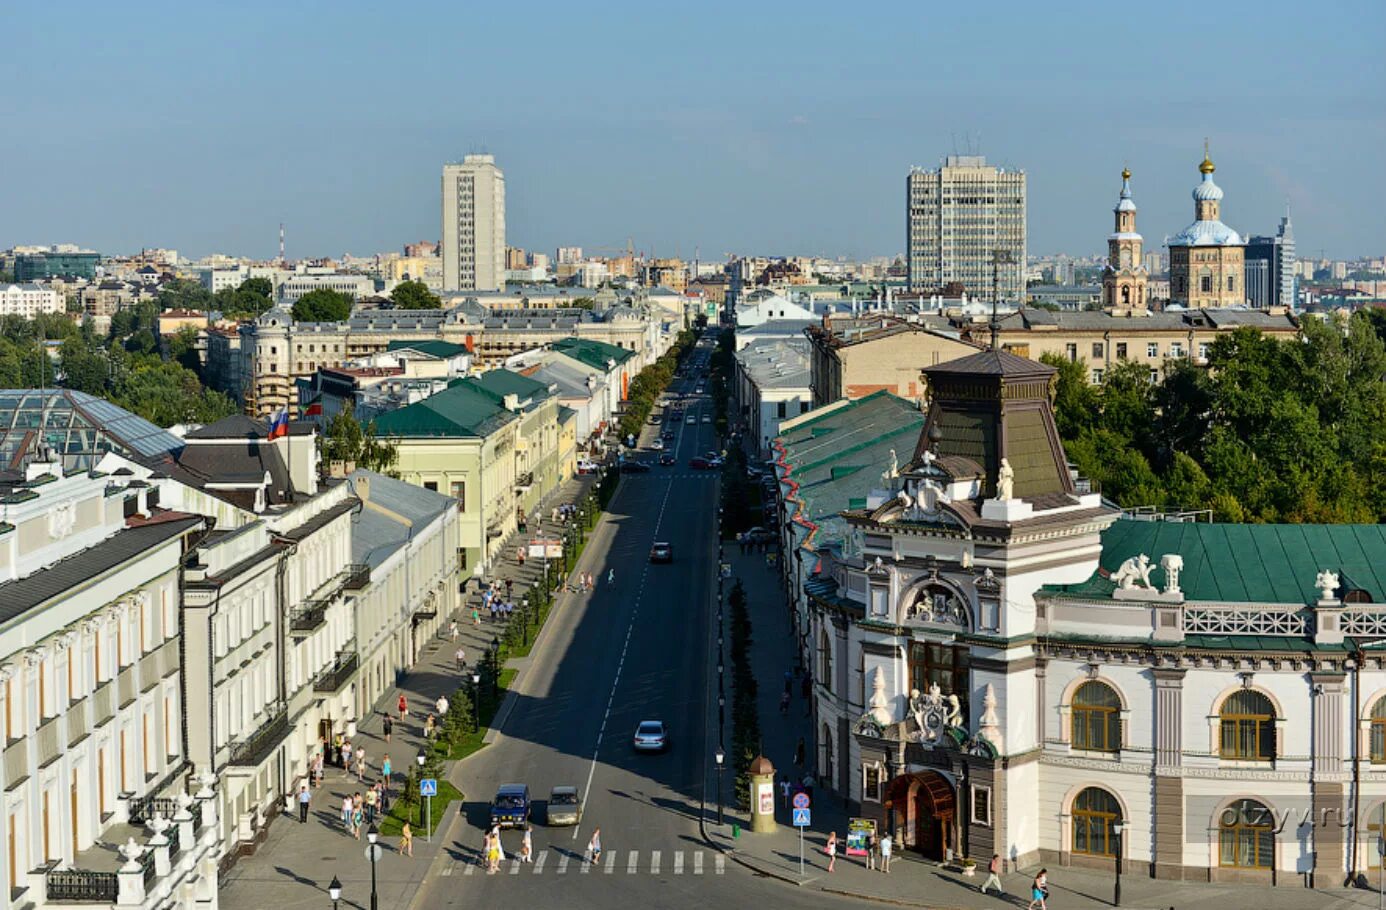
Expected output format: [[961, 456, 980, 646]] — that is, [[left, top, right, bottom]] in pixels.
[[354, 473, 371, 504]]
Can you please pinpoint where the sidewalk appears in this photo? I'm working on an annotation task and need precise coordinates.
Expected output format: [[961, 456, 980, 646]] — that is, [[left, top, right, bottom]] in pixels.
[[219, 473, 598, 910], [702, 550, 1372, 910]]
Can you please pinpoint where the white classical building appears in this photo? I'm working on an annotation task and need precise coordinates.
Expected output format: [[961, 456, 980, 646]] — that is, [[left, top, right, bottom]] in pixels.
[[0, 454, 222, 909], [0, 283, 63, 317], [787, 348, 1386, 892]]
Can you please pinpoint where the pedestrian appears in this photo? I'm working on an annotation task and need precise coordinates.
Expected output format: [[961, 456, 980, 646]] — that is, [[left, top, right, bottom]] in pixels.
[[825, 831, 838, 872], [397, 693, 408, 720], [424, 714, 435, 739], [587, 828, 602, 865], [607, 568, 614, 585], [355, 747, 367, 782], [866, 829, 878, 870], [880, 833, 892, 873], [521, 825, 533, 863], [364, 786, 378, 824], [505, 578, 513, 600], [449, 621, 459, 642], [297, 782, 311, 823], [400, 822, 414, 857], [472, 606, 481, 627], [382, 755, 393, 787], [341, 740, 354, 771], [332, 733, 344, 766], [981, 853, 1004, 895], [383, 713, 393, 743], [779, 775, 791, 809], [455, 646, 466, 671], [801, 673, 811, 700], [794, 737, 805, 768], [780, 691, 790, 715], [341, 794, 353, 831], [436, 694, 449, 716], [1027, 869, 1048, 910], [351, 795, 364, 839], [587, 572, 594, 591]]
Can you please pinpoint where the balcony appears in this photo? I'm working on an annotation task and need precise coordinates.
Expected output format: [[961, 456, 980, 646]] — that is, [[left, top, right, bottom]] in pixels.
[[228, 703, 289, 766], [289, 600, 328, 634], [343, 563, 371, 591], [46, 869, 118, 903], [313, 645, 360, 694], [126, 796, 179, 825]]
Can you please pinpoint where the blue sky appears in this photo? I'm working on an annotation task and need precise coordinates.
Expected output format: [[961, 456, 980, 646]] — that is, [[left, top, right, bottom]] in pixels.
[[4, 0, 1383, 262]]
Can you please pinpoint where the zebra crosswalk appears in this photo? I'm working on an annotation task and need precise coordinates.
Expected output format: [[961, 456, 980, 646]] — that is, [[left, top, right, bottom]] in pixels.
[[443, 848, 726, 877]]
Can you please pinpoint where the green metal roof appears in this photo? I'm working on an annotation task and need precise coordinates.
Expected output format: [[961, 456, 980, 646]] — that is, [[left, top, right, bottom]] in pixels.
[[372, 382, 515, 439], [470, 368, 553, 406], [385, 339, 469, 359], [1043, 518, 1386, 605], [551, 337, 634, 370]]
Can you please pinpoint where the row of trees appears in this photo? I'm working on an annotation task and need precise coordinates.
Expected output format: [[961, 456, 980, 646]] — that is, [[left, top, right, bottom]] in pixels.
[[1049, 312, 1386, 523], [616, 328, 696, 440], [292, 280, 440, 323], [728, 580, 761, 811]]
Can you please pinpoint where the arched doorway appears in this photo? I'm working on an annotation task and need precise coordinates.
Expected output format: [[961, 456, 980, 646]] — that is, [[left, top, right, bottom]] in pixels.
[[886, 771, 956, 860]]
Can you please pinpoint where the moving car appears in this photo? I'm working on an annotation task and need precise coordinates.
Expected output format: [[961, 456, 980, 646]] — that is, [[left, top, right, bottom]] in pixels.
[[633, 720, 668, 752], [621, 460, 652, 473], [547, 786, 582, 826], [689, 457, 711, 470], [686, 415, 697, 425], [658, 453, 676, 466], [490, 784, 531, 829], [649, 541, 673, 563], [701, 415, 712, 423]]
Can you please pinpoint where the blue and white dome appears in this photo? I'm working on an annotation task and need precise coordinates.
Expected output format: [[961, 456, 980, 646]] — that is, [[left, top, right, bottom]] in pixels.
[[1193, 172, 1224, 202], [1168, 220, 1243, 247], [1116, 168, 1137, 212]]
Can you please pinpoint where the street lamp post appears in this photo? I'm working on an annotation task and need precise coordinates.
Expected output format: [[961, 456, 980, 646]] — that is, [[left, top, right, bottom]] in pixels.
[[714, 747, 726, 826], [327, 875, 342, 910], [884, 753, 898, 839], [471, 672, 481, 732], [366, 824, 380, 910], [416, 752, 426, 828], [490, 636, 500, 699], [1112, 820, 1124, 907], [718, 693, 725, 736], [522, 593, 530, 646]]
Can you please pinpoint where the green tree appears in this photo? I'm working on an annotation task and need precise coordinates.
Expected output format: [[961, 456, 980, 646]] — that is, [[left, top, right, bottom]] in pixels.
[[58, 338, 111, 395], [390, 280, 442, 310], [213, 277, 275, 319], [292, 289, 353, 322], [156, 278, 214, 312], [1040, 353, 1097, 440], [321, 407, 399, 473]]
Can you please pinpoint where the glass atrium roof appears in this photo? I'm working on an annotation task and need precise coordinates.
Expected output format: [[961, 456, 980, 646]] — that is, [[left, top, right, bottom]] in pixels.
[[0, 389, 184, 472]]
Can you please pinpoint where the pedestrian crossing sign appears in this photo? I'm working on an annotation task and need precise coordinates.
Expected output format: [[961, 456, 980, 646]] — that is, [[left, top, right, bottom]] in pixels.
[[792, 807, 811, 827], [420, 778, 438, 797]]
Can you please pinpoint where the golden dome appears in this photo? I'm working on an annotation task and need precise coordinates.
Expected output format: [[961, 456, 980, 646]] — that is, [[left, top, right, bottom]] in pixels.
[[1199, 139, 1215, 174], [1121, 167, 1131, 180]]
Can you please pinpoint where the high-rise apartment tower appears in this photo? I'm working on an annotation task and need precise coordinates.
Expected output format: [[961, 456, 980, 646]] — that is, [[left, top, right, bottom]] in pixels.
[[906, 155, 1026, 303], [442, 154, 505, 291]]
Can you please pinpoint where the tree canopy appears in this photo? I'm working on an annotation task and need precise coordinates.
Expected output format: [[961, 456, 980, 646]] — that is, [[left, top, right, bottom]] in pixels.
[[320, 406, 399, 474], [213, 277, 275, 319], [156, 278, 214, 312], [292, 288, 353, 322], [390, 280, 441, 310], [1049, 313, 1386, 523]]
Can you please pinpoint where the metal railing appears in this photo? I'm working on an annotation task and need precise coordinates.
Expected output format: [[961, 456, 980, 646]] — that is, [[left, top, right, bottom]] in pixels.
[[313, 646, 359, 693], [127, 795, 179, 825], [47, 868, 119, 902], [227, 703, 289, 766], [343, 563, 371, 591], [289, 600, 328, 633], [167, 823, 181, 860]]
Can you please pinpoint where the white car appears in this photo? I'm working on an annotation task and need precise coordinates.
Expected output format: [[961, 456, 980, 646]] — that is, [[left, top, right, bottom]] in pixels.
[[702, 415, 711, 423], [577, 459, 601, 474], [649, 438, 663, 451], [686, 415, 696, 425]]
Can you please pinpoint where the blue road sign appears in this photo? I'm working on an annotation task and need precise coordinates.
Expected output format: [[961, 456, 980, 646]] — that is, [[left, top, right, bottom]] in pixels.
[[792, 807, 811, 827], [792, 792, 810, 810], [419, 778, 438, 797]]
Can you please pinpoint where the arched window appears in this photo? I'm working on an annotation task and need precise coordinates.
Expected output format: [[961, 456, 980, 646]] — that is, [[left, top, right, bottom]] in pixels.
[[1219, 798, 1273, 868], [821, 722, 834, 785], [1219, 690, 1275, 760], [818, 629, 833, 693], [1072, 681, 1121, 752], [1371, 697, 1386, 763], [1072, 787, 1122, 857]]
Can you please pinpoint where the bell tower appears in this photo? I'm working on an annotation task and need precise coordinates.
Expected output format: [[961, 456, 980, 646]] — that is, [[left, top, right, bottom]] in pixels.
[[1102, 168, 1149, 312]]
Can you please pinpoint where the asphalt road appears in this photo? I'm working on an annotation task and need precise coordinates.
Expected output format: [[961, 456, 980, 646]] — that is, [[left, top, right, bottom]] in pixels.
[[410, 334, 852, 909]]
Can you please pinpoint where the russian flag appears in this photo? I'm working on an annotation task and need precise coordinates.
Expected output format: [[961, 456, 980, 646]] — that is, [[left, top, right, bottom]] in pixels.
[[267, 409, 290, 440]]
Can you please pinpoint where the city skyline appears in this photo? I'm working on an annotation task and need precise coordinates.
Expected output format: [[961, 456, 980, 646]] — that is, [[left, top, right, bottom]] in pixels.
[[5, 0, 1384, 261]]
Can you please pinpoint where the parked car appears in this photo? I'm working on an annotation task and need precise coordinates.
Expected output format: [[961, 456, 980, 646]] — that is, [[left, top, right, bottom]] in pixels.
[[689, 457, 711, 469], [633, 720, 668, 752], [490, 784, 531, 829], [577, 459, 601, 474], [621, 460, 652, 473], [547, 786, 582, 826], [745, 526, 776, 544], [658, 453, 676, 466], [649, 438, 664, 451], [649, 541, 673, 563], [649, 414, 662, 425]]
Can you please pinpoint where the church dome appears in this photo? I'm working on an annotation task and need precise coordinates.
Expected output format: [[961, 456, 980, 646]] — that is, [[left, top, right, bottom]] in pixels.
[[1115, 168, 1137, 212], [1168, 220, 1243, 247], [1192, 150, 1223, 201]]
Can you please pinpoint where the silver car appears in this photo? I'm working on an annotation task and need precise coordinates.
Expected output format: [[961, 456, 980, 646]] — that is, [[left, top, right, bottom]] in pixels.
[[547, 786, 582, 826], [633, 720, 668, 752]]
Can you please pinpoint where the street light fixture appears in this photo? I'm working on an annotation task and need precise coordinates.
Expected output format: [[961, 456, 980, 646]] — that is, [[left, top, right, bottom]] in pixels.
[[1112, 820, 1124, 907], [366, 824, 380, 910], [714, 747, 726, 826], [327, 875, 342, 910], [416, 752, 426, 828], [470, 671, 482, 732]]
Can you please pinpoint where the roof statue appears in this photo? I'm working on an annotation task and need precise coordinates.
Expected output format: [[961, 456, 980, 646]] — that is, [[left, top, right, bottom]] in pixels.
[[1160, 554, 1185, 596], [1111, 553, 1154, 590], [995, 458, 1015, 501], [882, 448, 898, 486], [979, 683, 1002, 751], [866, 667, 892, 727]]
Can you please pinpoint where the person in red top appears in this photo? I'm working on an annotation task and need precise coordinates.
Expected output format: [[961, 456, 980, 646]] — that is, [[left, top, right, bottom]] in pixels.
[[397, 694, 408, 720]]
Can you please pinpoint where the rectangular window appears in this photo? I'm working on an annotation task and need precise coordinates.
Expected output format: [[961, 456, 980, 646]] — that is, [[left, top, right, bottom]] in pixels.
[[1147, 342, 1159, 358], [1198, 342, 1210, 360], [423, 481, 438, 492], [1091, 368, 1104, 384], [1091, 342, 1104, 359], [1065, 343, 1077, 361], [450, 482, 466, 508], [1170, 342, 1184, 358], [1201, 276, 1213, 293], [1115, 342, 1127, 359], [777, 401, 787, 419], [971, 785, 992, 826]]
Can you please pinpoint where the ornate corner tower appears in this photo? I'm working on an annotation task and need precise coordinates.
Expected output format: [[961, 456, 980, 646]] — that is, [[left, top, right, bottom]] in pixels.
[[1102, 168, 1149, 311]]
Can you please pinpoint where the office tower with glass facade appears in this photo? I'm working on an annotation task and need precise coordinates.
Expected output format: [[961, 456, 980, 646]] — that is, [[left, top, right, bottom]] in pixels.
[[1244, 213, 1296, 309]]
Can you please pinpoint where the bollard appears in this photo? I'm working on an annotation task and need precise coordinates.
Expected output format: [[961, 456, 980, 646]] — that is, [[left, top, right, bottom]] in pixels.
[[733, 823, 740, 839]]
